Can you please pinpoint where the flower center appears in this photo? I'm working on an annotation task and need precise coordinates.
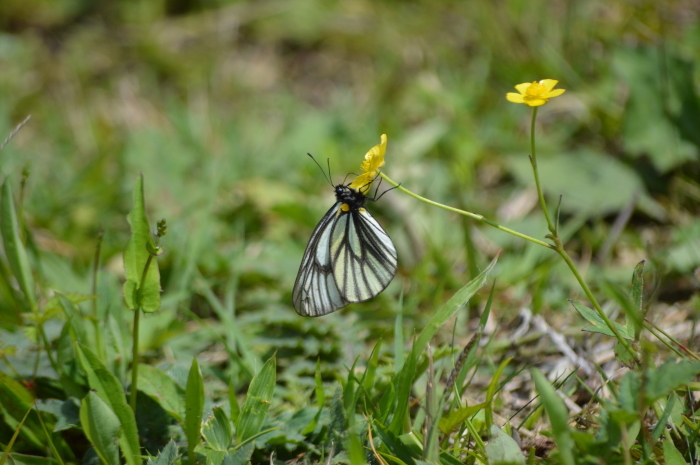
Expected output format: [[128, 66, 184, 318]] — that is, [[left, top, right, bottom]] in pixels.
[[525, 82, 546, 97]]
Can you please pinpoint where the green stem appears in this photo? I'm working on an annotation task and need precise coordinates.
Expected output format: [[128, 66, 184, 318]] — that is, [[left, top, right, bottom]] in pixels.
[[378, 172, 555, 250], [129, 252, 154, 411], [91, 228, 105, 361], [529, 107, 555, 234], [129, 308, 141, 411], [551, 242, 635, 359]]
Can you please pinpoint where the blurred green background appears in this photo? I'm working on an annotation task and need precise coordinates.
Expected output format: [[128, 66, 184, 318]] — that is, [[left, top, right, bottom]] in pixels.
[[1, 0, 699, 383]]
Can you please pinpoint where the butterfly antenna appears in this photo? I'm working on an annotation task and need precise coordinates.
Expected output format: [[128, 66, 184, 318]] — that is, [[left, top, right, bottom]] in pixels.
[[342, 172, 359, 186], [307, 153, 334, 187]]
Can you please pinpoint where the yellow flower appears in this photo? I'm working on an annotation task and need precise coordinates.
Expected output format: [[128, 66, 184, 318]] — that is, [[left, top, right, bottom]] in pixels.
[[350, 134, 387, 194], [506, 79, 566, 107]]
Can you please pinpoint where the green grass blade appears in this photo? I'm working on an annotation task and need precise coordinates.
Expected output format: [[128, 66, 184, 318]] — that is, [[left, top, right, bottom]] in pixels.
[[236, 355, 276, 444], [484, 357, 512, 432], [80, 391, 122, 465], [412, 254, 498, 358], [394, 287, 405, 373], [123, 174, 161, 313], [0, 180, 36, 309], [531, 368, 574, 465], [629, 260, 645, 339], [185, 357, 205, 465], [74, 343, 141, 465], [0, 405, 33, 465], [389, 255, 498, 434]]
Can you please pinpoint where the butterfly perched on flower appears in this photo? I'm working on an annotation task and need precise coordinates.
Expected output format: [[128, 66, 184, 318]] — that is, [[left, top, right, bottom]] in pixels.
[[293, 135, 398, 317]]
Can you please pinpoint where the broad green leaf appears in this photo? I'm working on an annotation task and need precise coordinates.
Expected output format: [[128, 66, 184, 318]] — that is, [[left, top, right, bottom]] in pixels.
[[645, 360, 700, 403], [617, 372, 640, 416], [663, 438, 688, 465], [485, 425, 526, 465], [236, 355, 275, 444], [148, 440, 178, 465], [202, 407, 232, 451], [615, 47, 698, 174], [531, 369, 574, 465], [222, 443, 254, 465], [138, 364, 186, 423], [509, 149, 665, 219], [74, 344, 140, 465], [185, 358, 204, 465], [80, 392, 121, 465], [0, 180, 36, 309], [123, 174, 161, 312]]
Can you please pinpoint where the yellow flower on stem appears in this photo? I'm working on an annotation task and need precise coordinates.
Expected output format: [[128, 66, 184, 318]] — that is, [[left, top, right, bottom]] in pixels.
[[350, 134, 387, 194], [506, 79, 566, 107]]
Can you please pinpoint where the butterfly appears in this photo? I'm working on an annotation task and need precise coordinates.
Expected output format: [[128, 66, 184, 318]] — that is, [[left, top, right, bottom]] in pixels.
[[293, 161, 398, 317]]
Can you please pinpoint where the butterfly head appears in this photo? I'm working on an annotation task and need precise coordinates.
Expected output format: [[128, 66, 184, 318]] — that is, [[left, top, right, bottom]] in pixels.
[[335, 184, 365, 209]]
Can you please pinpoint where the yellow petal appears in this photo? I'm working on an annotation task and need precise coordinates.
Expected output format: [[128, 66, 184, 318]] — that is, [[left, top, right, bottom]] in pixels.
[[525, 98, 547, 107], [539, 79, 559, 92], [349, 172, 373, 189], [543, 88, 566, 98], [514, 83, 532, 94], [506, 92, 526, 103]]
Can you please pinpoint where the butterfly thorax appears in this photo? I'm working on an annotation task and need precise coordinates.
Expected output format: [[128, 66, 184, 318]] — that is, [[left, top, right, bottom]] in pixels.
[[335, 185, 366, 210]]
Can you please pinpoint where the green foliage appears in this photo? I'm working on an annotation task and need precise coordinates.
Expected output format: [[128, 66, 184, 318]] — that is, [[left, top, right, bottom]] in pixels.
[[1, 1, 700, 464], [123, 175, 161, 313]]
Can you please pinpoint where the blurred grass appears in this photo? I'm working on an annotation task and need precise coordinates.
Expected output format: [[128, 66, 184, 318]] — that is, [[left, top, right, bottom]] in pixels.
[[0, 0, 700, 459]]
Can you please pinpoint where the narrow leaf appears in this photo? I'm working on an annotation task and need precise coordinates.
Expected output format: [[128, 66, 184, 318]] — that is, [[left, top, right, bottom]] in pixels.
[[570, 300, 631, 339], [413, 255, 498, 356], [185, 358, 204, 465], [438, 404, 485, 434], [1, 180, 36, 309], [531, 369, 574, 465], [236, 355, 276, 444], [630, 260, 646, 340], [0, 405, 33, 465], [389, 255, 497, 434], [123, 174, 161, 312]]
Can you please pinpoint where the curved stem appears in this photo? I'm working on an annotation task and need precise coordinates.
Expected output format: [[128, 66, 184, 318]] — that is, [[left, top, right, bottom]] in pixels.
[[379, 172, 555, 250], [552, 243, 634, 359]]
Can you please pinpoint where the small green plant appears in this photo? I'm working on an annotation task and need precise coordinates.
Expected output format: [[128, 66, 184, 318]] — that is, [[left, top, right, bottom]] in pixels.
[[0, 65, 698, 465]]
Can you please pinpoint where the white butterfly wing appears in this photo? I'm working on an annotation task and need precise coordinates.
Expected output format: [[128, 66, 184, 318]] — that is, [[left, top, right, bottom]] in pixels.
[[293, 202, 348, 316], [330, 208, 397, 303]]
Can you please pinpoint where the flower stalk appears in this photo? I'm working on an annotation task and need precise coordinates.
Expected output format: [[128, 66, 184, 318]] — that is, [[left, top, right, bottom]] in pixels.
[[365, 78, 638, 363]]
